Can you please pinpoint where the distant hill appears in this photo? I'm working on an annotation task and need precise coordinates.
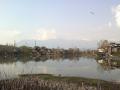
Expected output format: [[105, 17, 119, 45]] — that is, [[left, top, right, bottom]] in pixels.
[[16, 39, 98, 50]]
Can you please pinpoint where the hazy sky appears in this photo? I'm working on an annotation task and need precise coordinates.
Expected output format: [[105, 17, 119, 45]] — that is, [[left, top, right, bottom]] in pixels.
[[0, 0, 120, 44]]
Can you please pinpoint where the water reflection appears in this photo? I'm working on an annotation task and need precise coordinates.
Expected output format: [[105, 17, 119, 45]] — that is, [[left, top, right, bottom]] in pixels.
[[97, 58, 120, 70], [0, 57, 120, 82], [0, 55, 82, 64]]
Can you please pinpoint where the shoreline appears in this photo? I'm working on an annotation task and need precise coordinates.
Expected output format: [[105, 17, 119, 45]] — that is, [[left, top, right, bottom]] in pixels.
[[0, 74, 120, 90], [18, 74, 120, 84]]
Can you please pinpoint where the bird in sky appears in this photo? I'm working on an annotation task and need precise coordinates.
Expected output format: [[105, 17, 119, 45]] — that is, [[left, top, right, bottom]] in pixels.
[[89, 11, 95, 15]]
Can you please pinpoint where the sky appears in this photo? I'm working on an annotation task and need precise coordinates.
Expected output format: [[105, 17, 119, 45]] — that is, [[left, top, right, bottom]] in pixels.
[[0, 0, 120, 44]]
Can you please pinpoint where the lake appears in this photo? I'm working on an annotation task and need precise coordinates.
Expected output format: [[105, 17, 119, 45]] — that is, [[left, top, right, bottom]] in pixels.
[[0, 57, 120, 82]]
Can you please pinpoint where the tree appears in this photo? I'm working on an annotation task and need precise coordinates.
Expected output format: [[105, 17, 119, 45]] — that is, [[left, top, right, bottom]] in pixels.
[[98, 40, 109, 49]]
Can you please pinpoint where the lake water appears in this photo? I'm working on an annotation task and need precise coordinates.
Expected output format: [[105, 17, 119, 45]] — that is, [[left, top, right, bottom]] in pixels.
[[0, 57, 120, 82]]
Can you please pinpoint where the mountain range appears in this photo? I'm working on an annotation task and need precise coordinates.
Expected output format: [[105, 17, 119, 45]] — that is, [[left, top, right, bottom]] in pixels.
[[16, 39, 98, 50]]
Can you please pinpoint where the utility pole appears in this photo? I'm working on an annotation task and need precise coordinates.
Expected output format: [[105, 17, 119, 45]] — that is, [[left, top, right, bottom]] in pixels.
[[14, 40, 16, 47], [35, 41, 37, 47]]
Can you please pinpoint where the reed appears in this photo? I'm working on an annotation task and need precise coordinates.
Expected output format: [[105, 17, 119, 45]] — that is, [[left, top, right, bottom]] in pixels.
[[0, 77, 97, 90]]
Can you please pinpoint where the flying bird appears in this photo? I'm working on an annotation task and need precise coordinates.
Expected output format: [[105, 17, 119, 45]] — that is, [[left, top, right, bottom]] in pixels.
[[89, 11, 95, 15]]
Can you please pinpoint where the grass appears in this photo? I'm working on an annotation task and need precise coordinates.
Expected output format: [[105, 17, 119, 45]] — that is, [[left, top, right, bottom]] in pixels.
[[19, 74, 119, 87], [0, 73, 115, 90]]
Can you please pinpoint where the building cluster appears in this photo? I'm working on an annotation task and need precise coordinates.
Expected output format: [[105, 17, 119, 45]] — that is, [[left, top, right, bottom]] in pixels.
[[97, 42, 120, 58], [109, 43, 120, 53], [32, 46, 80, 58]]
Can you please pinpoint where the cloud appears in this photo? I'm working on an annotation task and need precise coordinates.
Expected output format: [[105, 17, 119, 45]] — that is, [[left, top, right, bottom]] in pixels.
[[0, 29, 21, 44], [81, 38, 91, 41], [113, 4, 120, 28], [108, 21, 112, 28], [33, 28, 57, 40]]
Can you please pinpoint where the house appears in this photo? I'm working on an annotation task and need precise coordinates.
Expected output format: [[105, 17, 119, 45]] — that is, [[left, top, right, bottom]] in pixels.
[[109, 43, 120, 53]]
